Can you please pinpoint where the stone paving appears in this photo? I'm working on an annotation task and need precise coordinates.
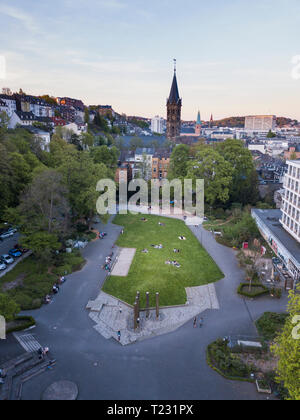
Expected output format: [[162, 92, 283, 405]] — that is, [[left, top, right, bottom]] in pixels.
[[110, 248, 136, 277], [87, 283, 220, 346]]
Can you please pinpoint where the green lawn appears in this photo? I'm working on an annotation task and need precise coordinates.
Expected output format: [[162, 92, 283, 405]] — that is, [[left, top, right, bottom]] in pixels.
[[103, 214, 223, 307], [0, 251, 85, 310]]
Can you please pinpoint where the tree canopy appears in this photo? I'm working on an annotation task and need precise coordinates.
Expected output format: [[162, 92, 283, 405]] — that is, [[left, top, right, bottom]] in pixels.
[[272, 286, 300, 400]]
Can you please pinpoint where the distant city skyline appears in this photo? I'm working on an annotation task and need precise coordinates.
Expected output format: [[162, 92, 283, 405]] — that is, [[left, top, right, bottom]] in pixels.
[[1, 0, 300, 120]]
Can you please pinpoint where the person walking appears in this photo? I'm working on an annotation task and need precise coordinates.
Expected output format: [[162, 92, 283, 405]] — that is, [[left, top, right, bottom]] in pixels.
[[193, 317, 197, 328], [199, 318, 203, 328], [117, 331, 121, 342]]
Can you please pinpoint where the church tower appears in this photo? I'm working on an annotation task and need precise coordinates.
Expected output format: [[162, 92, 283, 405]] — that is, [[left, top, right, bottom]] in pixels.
[[166, 60, 182, 141], [195, 111, 202, 136]]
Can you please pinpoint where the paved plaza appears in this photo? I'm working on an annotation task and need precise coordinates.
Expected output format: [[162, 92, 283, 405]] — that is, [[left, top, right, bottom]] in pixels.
[[87, 283, 219, 345]]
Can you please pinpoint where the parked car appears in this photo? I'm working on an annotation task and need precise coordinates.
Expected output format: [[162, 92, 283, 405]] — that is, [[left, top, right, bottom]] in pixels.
[[1, 254, 14, 265], [0, 231, 14, 240], [14, 244, 29, 254], [9, 249, 22, 258], [0, 262, 7, 271]]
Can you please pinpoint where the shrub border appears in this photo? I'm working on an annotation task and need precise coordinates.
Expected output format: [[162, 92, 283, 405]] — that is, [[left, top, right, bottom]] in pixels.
[[6, 316, 36, 334], [206, 345, 255, 384], [237, 283, 269, 298]]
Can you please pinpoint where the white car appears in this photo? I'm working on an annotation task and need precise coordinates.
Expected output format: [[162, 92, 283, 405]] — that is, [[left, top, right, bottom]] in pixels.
[[0, 231, 14, 240], [1, 254, 14, 265], [0, 262, 7, 271]]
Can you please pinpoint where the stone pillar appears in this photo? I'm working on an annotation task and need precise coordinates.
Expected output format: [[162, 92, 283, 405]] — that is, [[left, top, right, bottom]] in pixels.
[[136, 292, 140, 317], [146, 292, 150, 319], [156, 292, 159, 320]]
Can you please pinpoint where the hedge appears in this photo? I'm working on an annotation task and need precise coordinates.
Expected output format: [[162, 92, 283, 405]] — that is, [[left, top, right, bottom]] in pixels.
[[6, 316, 36, 334], [237, 283, 269, 298]]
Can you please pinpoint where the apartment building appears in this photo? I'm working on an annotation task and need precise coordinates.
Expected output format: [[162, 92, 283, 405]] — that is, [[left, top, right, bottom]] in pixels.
[[152, 151, 171, 180], [280, 160, 300, 243], [151, 116, 165, 134]]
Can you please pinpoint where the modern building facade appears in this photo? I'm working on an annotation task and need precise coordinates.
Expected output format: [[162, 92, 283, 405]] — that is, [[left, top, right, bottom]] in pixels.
[[166, 63, 182, 141], [280, 160, 300, 243], [151, 116, 165, 134], [252, 208, 300, 284], [244, 115, 276, 132]]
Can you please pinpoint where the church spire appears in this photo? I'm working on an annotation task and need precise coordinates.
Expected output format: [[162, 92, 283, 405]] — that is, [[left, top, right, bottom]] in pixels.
[[166, 59, 182, 141], [168, 59, 180, 104], [196, 111, 201, 125]]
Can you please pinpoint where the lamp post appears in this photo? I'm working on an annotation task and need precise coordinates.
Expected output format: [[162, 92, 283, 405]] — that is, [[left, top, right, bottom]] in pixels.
[[156, 292, 159, 320]]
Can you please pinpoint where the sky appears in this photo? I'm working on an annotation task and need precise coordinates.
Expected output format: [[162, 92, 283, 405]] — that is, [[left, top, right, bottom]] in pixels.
[[1, 0, 300, 121]]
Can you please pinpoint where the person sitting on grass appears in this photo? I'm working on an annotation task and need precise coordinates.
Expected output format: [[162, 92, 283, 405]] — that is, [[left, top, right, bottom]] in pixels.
[[141, 217, 148, 222], [178, 236, 186, 241], [173, 249, 180, 253], [142, 249, 149, 253], [158, 222, 165, 226]]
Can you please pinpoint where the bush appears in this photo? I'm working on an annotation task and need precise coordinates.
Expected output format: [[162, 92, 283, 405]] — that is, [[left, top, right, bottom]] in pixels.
[[207, 339, 253, 381], [270, 287, 282, 299], [256, 312, 288, 341], [237, 283, 269, 298], [222, 212, 260, 248], [0, 293, 20, 322], [6, 316, 35, 334]]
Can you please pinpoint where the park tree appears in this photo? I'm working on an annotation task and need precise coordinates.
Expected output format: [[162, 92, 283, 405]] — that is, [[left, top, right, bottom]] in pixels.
[[80, 132, 94, 149], [94, 113, 109, 132], [0, 294, 20, 322], [187, 148, 233, 206], [168, 144, 190, 180], [59, 151, 110, 227], [217, 139, 259, 205], [21, 231, 62, 266], [48, 135, 77, 168], [90, 145, 119, 173], [19, 169, 70, 235], [8, 152, 32, 205], [272, 285, 300, 400]]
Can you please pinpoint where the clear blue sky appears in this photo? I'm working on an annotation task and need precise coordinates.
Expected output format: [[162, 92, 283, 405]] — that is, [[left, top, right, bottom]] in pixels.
[[1, 0, 300, 120]]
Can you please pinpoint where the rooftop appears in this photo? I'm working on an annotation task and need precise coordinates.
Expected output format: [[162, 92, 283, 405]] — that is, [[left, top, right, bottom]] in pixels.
[[252, 208, 300, 265]]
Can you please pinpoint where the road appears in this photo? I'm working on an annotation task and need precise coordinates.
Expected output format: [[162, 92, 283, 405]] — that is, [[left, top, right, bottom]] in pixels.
[[0, 219, 289, 400], [0, 233, 19, 256]]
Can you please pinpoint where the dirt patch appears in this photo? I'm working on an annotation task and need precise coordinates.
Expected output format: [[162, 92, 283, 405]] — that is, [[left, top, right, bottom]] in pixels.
[[239, 353, 278, 374], [2, 273, 26, 292]]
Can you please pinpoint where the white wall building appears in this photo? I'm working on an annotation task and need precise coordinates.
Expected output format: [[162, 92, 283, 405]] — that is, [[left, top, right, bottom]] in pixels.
[[151, 116, 165, 134], [280, 160, 300, 243], [245, 115, 276, 132], [248, 144, 266, 154], [0, 94, 17, 117]]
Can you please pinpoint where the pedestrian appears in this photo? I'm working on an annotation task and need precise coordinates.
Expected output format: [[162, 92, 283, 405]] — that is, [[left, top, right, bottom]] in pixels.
[[199, 318, 203, 328], [193, 317, 197, 328], [117, 331, 121, 342]]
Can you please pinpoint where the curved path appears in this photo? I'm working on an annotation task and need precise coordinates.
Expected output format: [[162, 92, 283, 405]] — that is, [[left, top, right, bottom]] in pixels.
[[1, 218, 289, 400]]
